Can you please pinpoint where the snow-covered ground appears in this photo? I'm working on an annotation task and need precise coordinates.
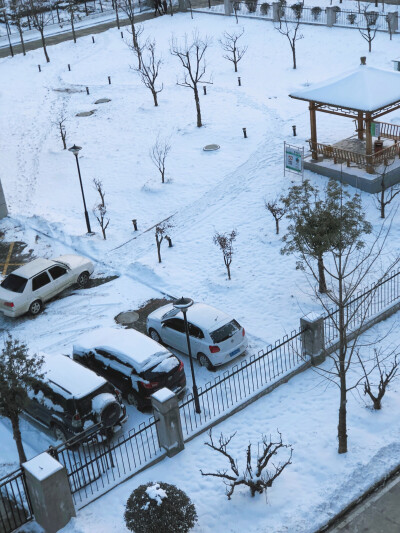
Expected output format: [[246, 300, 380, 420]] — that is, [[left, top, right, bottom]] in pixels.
[[1, 10, 400, 530]]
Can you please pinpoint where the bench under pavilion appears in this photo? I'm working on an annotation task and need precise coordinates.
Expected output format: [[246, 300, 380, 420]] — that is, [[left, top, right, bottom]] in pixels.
[[289, 63, 400, 193]]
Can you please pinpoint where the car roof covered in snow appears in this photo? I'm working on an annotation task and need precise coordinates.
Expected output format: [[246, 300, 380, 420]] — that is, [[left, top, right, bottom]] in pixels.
[[12, 258, 56, 279], [42, 354, 106, 399], [156, 302, 233, 332], [73, 327, 173, 373]]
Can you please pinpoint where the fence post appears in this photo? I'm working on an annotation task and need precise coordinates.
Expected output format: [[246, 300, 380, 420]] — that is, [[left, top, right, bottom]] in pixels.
[[272, 2, 280, 22], [224, 0, 232, 15], [326, 6, 336, 27], [23, 452, 75, 533], [387, 12, 398, 33], [151, 388, 184, 458], [300, 312, 326, 365]]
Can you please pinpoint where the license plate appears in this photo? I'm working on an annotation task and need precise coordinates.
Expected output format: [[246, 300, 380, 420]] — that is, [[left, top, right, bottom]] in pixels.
[[230, 348, 240, 357]]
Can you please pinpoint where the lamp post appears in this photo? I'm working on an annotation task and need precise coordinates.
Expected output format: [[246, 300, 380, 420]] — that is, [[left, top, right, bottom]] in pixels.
[[173, 297, 201, 414], [68, 144, 92, 234], [0, 8, 14, 58]]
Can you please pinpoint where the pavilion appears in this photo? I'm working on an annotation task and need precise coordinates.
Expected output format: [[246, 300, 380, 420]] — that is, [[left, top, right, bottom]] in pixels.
[[289, 63, 400, 193]]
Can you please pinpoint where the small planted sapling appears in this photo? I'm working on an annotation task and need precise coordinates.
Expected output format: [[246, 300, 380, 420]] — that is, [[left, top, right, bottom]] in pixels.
[[213, 230, 237, 280]]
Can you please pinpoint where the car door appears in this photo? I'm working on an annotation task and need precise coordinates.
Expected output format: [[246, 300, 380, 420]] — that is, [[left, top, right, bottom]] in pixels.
[[161, 318, 187, 353], [31, 271, 55, 302], [48, 265, 71, 294]]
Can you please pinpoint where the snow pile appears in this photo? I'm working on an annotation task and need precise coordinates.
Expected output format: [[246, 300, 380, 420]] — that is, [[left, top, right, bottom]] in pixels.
[[145, 483, 167, 506], [151, 356, 180, 374]]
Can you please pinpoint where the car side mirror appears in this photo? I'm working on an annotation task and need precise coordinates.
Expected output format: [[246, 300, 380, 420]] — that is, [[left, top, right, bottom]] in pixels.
[[161, 322, 166, 328]]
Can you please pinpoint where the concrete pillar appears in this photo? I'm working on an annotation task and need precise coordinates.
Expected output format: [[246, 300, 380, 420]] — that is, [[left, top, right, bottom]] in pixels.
[[272, 2, 281, 22], [23, 452, 75, 533], [151, 388, 184, 458], [0, 179, 8, 219], [387, 12, 398, 33], [300, 312, 325, 365], [224, 0, 232, 15], [326, 6, 336, 27], [178, 0, 187, 12]]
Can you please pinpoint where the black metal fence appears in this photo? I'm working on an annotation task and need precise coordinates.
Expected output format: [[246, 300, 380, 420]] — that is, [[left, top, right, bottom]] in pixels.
[[179, 329, 305, 437], [323, 268, 400, 347], [0, 469, 33, 533], [50, 417, 162, 507]]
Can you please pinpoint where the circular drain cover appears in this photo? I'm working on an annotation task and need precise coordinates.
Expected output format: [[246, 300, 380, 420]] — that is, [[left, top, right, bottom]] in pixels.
[[203, 144, 220, 151], [76, 110, 96, 117], [95, 98, 111, 104], [115, 311, 139, 325]]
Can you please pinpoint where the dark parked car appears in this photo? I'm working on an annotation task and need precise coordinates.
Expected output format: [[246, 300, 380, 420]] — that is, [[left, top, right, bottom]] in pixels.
[[72, 327, 186, 410], [25, 354, 127, 442]]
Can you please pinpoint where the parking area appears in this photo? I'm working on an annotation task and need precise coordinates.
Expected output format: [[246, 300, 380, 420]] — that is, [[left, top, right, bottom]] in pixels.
[[0, 240, 32, 277]]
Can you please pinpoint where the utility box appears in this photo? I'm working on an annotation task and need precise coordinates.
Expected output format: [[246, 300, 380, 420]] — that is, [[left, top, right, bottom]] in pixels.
[[151, 388, 184, 458], [392, 58, 400, 72], [23, 452, 75, 533]]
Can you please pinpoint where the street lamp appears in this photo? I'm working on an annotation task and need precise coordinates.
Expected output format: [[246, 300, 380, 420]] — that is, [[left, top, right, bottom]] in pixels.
[[68, 144, 92, 234], [173, 297, 201, 414], [0, 8, 14, 58]]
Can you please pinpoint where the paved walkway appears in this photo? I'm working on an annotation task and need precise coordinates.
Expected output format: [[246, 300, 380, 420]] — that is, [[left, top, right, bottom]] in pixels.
[[327, 473, 400, 532]]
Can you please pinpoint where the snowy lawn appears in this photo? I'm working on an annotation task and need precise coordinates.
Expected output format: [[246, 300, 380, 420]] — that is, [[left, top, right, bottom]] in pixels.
[[1, 8, 400, 505]]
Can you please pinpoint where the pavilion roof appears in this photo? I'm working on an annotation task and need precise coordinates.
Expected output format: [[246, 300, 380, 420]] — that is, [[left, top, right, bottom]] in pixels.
[[289, 66, 400, 113]]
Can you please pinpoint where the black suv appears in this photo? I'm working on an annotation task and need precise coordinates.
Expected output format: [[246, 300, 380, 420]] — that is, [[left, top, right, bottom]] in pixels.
[[25, 354, 127, 442]]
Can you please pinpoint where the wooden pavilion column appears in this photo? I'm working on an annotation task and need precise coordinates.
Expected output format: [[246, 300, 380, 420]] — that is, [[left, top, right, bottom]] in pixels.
[[365, 112, 374, 174], [357, 111, 364, 140], [309, 102, 318, 160]]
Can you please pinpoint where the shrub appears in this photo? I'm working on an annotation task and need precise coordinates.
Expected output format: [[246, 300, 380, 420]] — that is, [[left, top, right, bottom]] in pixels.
[[124, 482, 198, 533], [290, 2, 303, 20], [311, 6, 322, 20], [365, 10, 378, 25], [245, 0, 257, 13], [278, 0, 286, 18], [347, 12, 356, 24], [260, 2, 270, 15], [333, 5, 341, 12]]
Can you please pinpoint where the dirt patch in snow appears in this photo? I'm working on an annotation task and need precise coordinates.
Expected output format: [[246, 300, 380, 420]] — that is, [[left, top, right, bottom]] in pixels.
[[115, 297, 172, 334]]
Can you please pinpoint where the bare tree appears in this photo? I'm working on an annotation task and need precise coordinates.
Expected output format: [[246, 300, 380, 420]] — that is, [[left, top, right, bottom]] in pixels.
[[127, 23, 145, 70], [55, 115, 67, 149], [358, 347, 399, 410], [200, 429, 293, 499], [374, 158, 400, 219], [359, 7, 378, 53], [66, 0, 78, 43], [213, 230, 237, 280], [265, 197, 286, 235], [135, 39, 163, 106], [28, 0, 52, 62], [170, 32, 213, 128], [219, 29, 247, 73], [155, 221, 173, 263], [274, 12, 303, 69], [150, 136, 170, 183], [118, 0, 141, 65], [9, 0, 27, 55], [92, 179, 110, 239]]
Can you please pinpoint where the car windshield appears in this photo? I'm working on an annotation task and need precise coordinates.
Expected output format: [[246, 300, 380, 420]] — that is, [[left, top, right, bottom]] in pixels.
[[1, 274, 28, 294], [210, 320, 240, 344]]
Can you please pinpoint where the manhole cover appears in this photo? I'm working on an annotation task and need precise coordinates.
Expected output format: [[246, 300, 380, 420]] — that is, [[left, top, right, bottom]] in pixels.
[[203, 144, 220, 151], [115, 311, 139, 325], [76, 110, 96, 117], [95, 98, 111, 104]]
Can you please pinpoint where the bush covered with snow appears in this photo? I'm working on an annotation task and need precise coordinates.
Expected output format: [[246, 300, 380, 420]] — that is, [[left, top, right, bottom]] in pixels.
[[124, 482, 198, 533]]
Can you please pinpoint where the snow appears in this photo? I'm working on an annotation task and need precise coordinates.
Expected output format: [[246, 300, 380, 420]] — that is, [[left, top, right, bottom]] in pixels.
[[290, 66, 400, 112], [91, 393, 115, 414], [156, 302, 233, 330], [73, 327, 173, 373], [15, 257, 55, 278], [42, 354, 106, 399], [23, 452, 63, 482], [151, 356, 179, 374], [145, 483, 167, 505], [151, 387, 176, 403]]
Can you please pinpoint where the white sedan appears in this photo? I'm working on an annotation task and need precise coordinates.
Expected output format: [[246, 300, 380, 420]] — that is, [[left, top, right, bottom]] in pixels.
[[0, 254, 94, 317], [147, 302, 248, 370]]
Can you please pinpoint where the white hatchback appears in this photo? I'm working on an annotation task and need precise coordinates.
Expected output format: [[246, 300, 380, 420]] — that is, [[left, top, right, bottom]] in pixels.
[[0, 254, 94, 317], [146, 302, 248, 369]]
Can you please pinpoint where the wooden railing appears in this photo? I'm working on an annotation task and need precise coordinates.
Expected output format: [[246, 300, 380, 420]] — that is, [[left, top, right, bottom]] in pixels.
[[309, 140, 400, 168], [361, 120, 400, 141]]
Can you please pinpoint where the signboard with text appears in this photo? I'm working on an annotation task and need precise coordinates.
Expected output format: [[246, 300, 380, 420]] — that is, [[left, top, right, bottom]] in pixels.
[[284, 142, 304, 177]]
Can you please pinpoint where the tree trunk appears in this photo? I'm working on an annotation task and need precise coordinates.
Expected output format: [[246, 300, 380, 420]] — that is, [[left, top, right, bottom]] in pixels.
[[40, 31, 50, 62], [234, 62, 238, 72], [275, 219, 279, 235], [226, 262, 231, 280], [368, 39, 372, 53], [156, 238, 162, 262], [337, 262, 348, 454], [18, 27, 26, 56], [71, 14, 76, 43], [291, 43, 296, 69], [373, 398, 382, 410], [317, 255, 327, 293], [380, 191, 385, 219], [152, 90, 158, 107], [10, 414, 27, 464], [194, 86, 202, 127]]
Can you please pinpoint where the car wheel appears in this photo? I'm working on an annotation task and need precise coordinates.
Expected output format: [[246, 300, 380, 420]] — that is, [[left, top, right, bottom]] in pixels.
[[198, 353, 213, 370], [53, 425, 68, 443], [77, 271, 90, 288], [29, 300, 43, 316], [149, 328, 162, 344]]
